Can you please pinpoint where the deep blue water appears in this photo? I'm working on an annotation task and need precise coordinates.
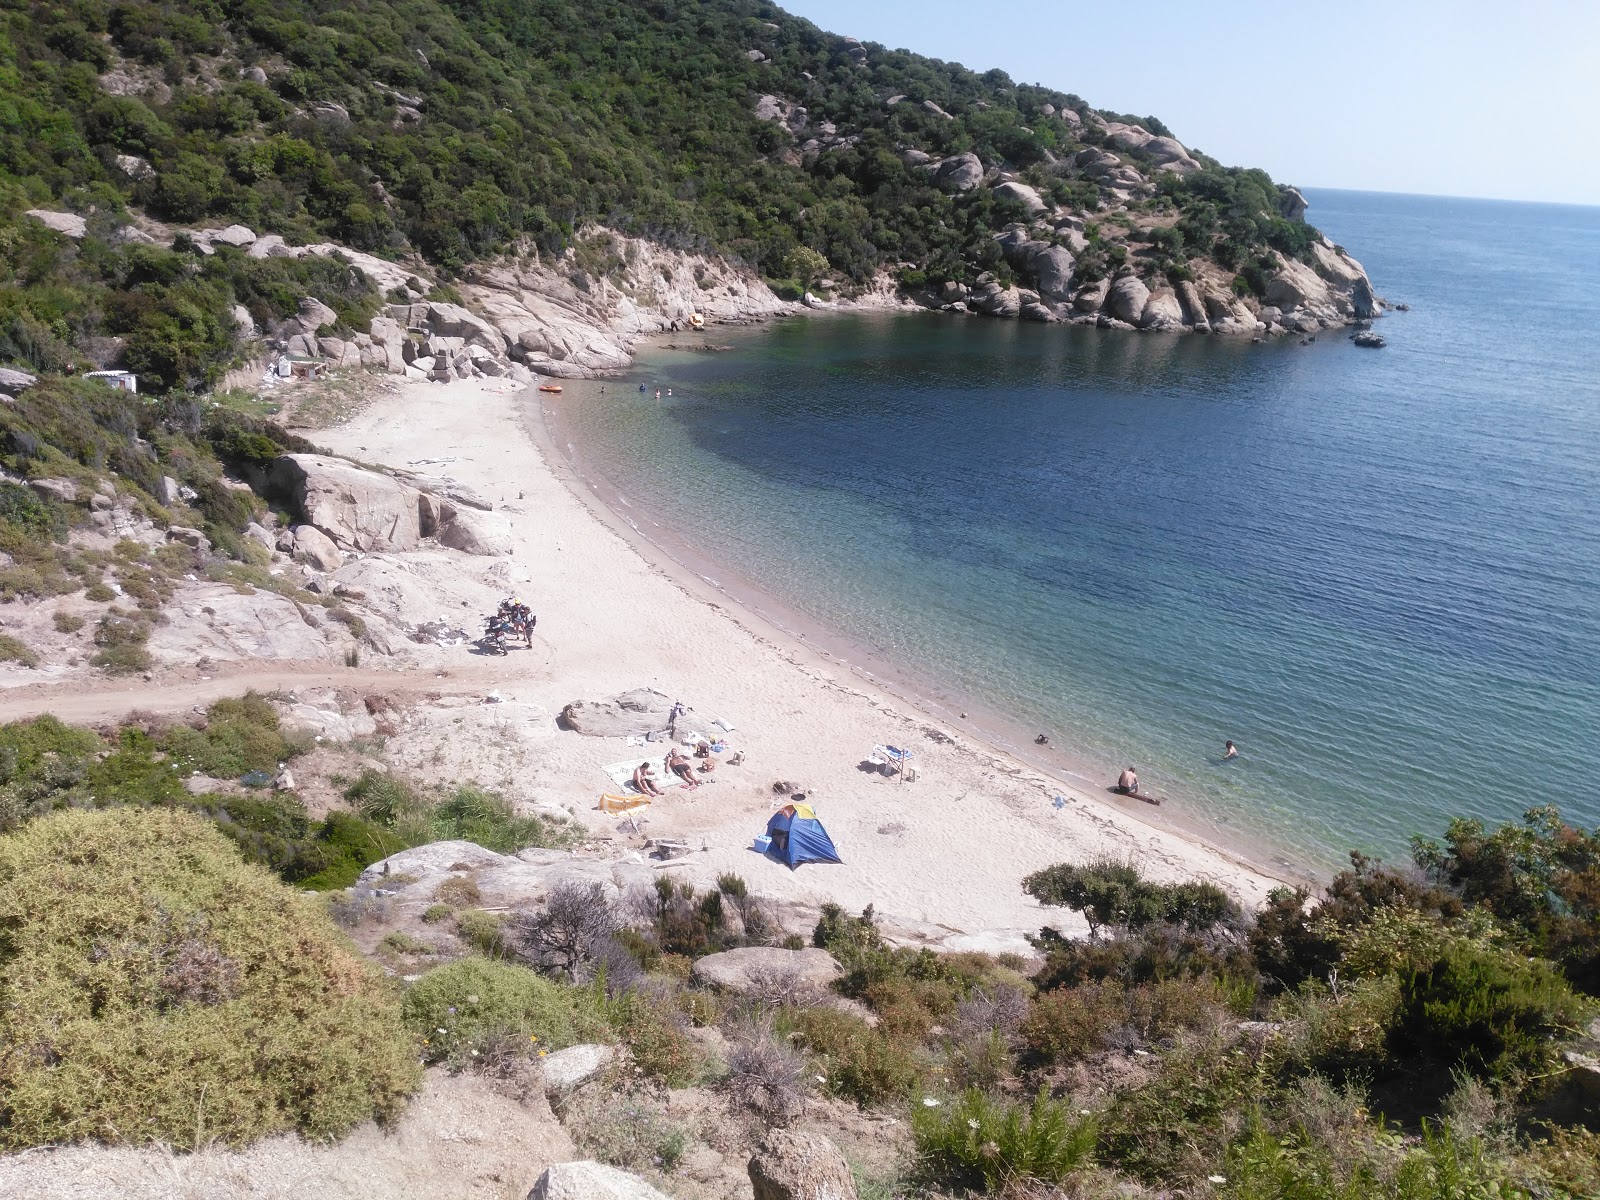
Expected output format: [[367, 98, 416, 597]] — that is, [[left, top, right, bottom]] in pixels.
[[560, 190, 1600, 871]]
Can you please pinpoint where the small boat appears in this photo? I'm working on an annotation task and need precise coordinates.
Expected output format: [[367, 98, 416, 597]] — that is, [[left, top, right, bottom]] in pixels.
[[538, 383, 563, 393]]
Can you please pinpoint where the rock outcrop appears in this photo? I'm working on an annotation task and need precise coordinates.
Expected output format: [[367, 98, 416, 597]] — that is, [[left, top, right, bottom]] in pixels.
[[530, 1162, 673, 1200], [268, 454, 420, 552], [748, 1131, 858, 1200], [540, 1044, 615, 1093], [1106, 276, 1151, 325], [932, 153, 984, 192], [690, 947, 844, 996], [559, 688, 673, 737]]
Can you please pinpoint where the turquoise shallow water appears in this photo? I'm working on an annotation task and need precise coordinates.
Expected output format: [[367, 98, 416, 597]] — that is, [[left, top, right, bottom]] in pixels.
[[558, 190, 1600, 872]]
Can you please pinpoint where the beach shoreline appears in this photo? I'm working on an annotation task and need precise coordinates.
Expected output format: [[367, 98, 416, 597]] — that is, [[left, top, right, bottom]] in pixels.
[[301, 371, 1302, 952], [524, 373, 1320, 894]]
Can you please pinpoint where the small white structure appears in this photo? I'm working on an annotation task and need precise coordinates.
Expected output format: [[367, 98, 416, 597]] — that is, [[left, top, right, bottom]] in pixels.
[[84, 369, 137, 393]]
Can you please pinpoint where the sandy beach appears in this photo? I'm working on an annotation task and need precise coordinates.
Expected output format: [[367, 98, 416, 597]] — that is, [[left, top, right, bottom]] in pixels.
[[314, 375, 1288, 950]]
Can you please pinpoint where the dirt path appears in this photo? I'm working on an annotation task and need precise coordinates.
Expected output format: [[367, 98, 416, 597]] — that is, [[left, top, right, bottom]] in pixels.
[[0, 660, 509, 725]]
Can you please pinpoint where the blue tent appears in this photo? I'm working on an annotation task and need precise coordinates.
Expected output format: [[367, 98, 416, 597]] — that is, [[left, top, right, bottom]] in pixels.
[[764, 803, 842, 869]]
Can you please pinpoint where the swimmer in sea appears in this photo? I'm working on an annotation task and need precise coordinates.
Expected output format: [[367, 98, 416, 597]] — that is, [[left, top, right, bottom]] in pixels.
[[1223, 740, 1239, 760]]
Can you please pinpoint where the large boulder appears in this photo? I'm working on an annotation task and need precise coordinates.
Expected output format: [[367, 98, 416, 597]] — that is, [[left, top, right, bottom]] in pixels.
[[1174, 280, 1209, 329], [1106, 276, 1151, 324], [25, 210, 87, 238], [968, 280, 1021, 318], [748, 1130, 857, 1200], [991, 181, 1047, 215], [1073, 278, 1111, 313], [691, 947, 843, 996], [0, 367, 39, 392], [367, 315, 408, 373], [559, 688, 673, 737], [932, 153, 983, 192], [530, 1162, 673, 1200], [1278, 185, 1309, 222], [269, 454, 420, 552], [1028, 246, 1076, 298], [1264, 258, 1334, 313], [148, 582, 354, 663], [437, 507, 514, 557], [425, 301, 507, 356], [1139, 288, 1186, 331], [540, 1044, 615, 1093], [290, 524, 344, 571], [293, 297, 337, 336]]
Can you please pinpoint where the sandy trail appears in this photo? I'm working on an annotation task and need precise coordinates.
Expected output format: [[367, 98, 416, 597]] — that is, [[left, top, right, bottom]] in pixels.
[[0, 662, 511, 724]]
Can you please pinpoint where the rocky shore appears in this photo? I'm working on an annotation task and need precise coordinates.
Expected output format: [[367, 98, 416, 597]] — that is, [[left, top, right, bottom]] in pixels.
[[25, 171, 1384, 389]]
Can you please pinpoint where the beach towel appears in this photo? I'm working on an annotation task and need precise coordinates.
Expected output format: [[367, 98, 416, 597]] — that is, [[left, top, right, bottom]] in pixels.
[[599, 793, 652, 813], [602, 757, 682, 794]]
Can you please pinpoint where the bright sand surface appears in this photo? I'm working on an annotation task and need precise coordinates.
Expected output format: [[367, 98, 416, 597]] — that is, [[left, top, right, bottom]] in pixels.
[[319, 377, 1288, 949]]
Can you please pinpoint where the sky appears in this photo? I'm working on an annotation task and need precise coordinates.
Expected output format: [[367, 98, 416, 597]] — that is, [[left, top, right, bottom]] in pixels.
[[777, 0, 1600, 207]]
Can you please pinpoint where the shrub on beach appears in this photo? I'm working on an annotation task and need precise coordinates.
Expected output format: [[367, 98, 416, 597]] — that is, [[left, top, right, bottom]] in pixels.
[[0, 807, 420, 1150]]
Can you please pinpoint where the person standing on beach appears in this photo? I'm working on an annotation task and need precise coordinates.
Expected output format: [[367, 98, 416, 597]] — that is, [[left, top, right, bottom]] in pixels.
[[1223, 740, 1239, 759]]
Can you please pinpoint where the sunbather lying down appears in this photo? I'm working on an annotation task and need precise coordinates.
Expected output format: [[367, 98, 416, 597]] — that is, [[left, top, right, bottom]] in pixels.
[[633, 762, 664, 797], [665, 747, 701, 788]]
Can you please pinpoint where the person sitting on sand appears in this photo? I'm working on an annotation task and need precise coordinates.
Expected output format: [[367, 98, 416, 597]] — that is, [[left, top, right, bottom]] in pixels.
[[1115, 766, 1138, 795], [633, 762, 664, 797], [1223, 740, 1239, 760], [666, 747, 701, 788]]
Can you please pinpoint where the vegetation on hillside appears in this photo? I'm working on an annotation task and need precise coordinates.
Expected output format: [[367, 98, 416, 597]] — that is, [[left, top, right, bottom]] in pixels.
[[0, 807, 421, 1149], [2, 0, 1315, 393], [0, 697, 574, 888]]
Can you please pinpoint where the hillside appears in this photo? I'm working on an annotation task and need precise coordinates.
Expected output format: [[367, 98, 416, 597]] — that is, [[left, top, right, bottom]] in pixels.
[[1, 0, 1380, 396]]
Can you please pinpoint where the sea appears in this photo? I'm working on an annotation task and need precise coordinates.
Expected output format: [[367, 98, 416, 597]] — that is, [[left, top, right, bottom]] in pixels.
[[549, 190, 1600, 876]]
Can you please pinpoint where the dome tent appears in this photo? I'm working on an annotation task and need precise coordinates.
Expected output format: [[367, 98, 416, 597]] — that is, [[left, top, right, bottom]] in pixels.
[[764, 803, 842, 869]]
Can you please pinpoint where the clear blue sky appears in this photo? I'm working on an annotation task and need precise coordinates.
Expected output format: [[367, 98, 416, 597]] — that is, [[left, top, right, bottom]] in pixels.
[[778, 0, 1600, 207]]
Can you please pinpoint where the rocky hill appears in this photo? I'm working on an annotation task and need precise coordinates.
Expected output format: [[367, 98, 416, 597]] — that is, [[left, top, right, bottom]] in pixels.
[[0, 0, 1381, 395]]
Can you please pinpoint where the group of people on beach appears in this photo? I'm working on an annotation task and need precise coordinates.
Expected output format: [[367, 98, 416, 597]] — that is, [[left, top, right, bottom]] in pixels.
[[481, 597, 535, 654], [631, 699, 726, 796]]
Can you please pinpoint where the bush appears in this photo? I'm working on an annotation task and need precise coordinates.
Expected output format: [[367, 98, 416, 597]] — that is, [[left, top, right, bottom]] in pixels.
[[1390, 941, 1589, 1087], [792, 1006, 922, 1105], [158, 692, 305, 778], [52, 611, 85, 633], [456, 908, 508, 957], [725, 1025, 810, 1126], [1023, 859, 1237, 938], [611, 989, 698, 1086], [0, 808, 419, 1149], [433, 874, 482, 908], [402, 957, 608, 1065], [1022, 977, 1222, 1064], [913, 1087, 1097, 1192], [0, 634, 37, 668], [290, 811, 407, 891]]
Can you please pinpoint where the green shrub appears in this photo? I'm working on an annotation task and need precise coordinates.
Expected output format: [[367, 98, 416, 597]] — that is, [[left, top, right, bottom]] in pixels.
[[455, 908, 508, 957], [52, 611, 85, 633], [422, 903, 454, 923], [611, 990, 697, 1087], [290, 811, 407, 891], [380, 930, 434, 957], [158, 692, 304, 778], [0, 808, 420, 1149], [1390, 941, 1589, 1087], [434, 874, 482, 907], [913, 1088, 1097, 1192], [792, 1006, 922, 1105], [0, 634, 38, 668], [402, 957, 609, 1065], [1023, 859, 1236, 938], [1022, 977, 1223, 1064]]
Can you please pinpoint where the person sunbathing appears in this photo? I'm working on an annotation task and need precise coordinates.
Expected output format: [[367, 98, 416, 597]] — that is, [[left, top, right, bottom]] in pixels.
[[633, 762, 664, 797], [666, 747, 701, 788]]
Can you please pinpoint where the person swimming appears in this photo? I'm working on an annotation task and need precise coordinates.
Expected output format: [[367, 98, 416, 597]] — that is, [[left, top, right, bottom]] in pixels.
[[1223, 740, 1239, 759]]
